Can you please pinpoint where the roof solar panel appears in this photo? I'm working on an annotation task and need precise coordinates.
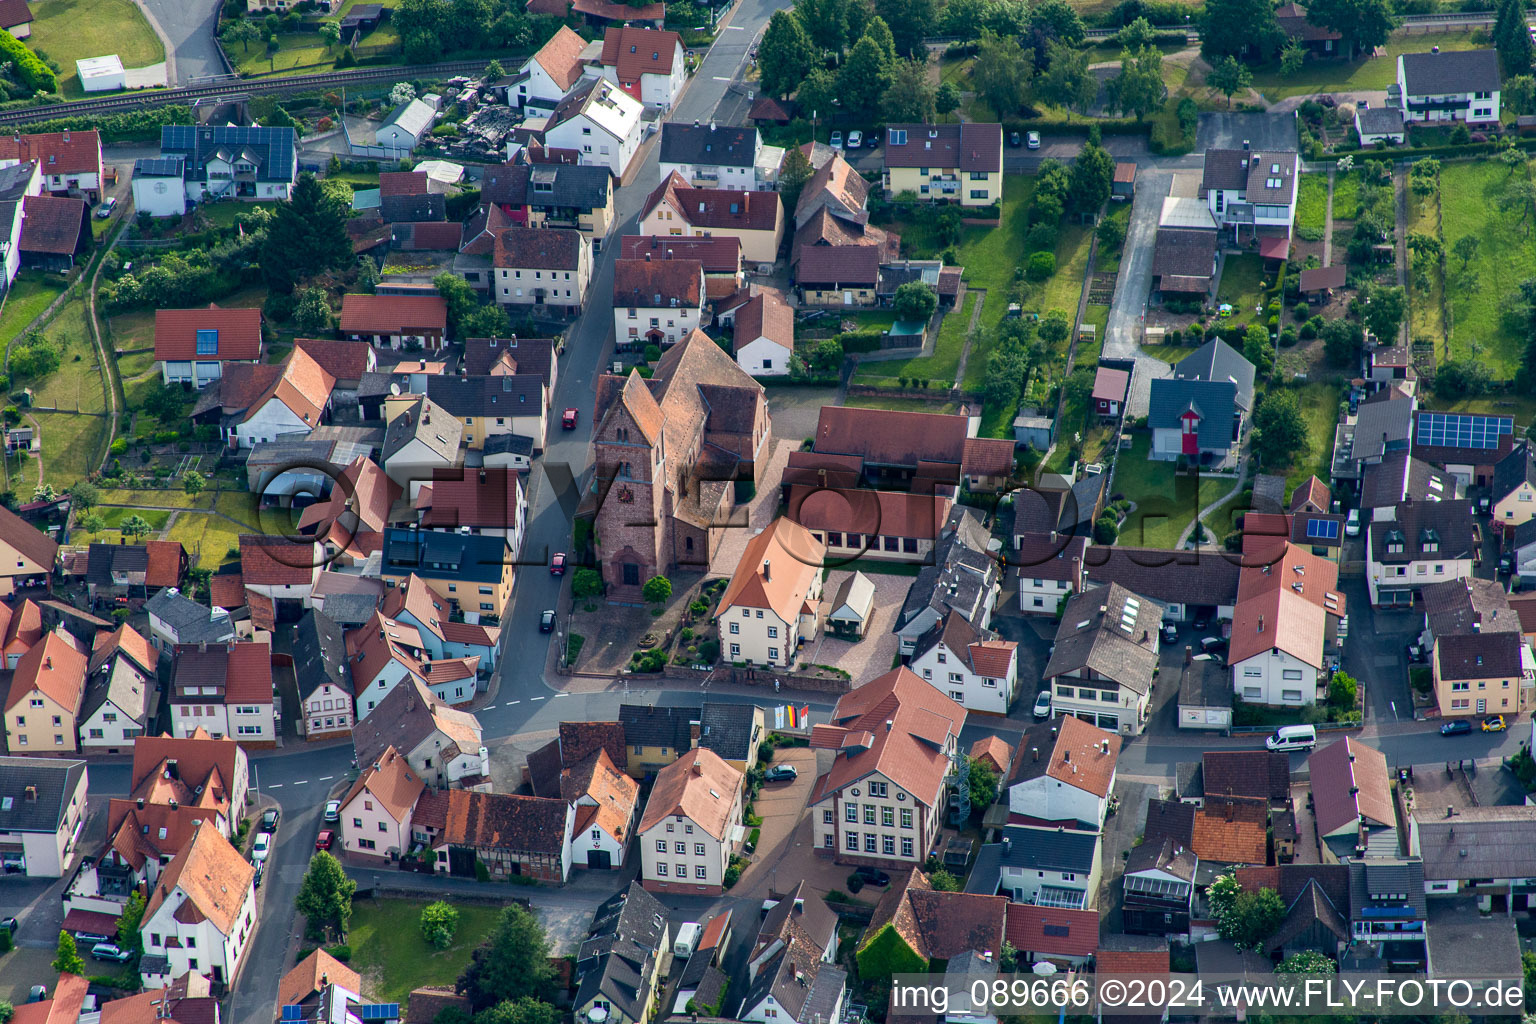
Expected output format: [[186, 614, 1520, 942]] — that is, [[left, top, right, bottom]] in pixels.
[[358, 1005, 400, 1021], [1419, 412, 1513, 449], [282, 1007, 304, 1021], [1305, 518, 1340, 540], [1042, 924, 1071, 937]]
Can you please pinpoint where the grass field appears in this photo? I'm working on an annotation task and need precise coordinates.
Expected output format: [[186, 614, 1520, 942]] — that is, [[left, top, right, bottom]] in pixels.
[[1440, 160, 1536, 378], [107, 307, 156, 351], [30, 0, 165, 97], [1330, 171, 1361, 221], [0, 274, 67, 354], [32, 410, 103, 490], [1113, 434, 1229, 548], [163, 510, 247, 568], [855, 292, 973, 387], [72, 506, 173, 545], [1216, 254, 1268, 319], [961, 176, 1034, 334], [1249, 32, 1483, 101], [1408, 191, 1445, 348], [846, 395, 962, 414], [97, 487, 209, 509], [30, 299, 106, 415], [1296, 173, 1328, 241], [1286, 381, 1345, 493], [348, 898, 504, 1008], [235, 32, 334, 75], [1041, 222, 1094, 324]]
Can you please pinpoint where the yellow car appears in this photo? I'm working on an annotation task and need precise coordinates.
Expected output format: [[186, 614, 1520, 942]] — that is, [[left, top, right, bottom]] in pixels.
[[1483, 715, 1507, 733]]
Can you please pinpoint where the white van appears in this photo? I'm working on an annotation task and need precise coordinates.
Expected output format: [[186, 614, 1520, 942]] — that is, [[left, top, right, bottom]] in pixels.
[[1265, 724, 1317, 752], [673, 922, 702, 958]]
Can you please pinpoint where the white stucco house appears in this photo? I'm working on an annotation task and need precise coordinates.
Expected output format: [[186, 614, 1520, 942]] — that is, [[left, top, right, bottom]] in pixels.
[[612, 257, 705, 350], [658, 121, 761, 189], [1229, 545, 1345, 707], [598, 26, 686, 110], [908, 610, 1019, 716], [544, 80, 643, 179], [0, 756, 86, 877], [1199, 147, 1300, 241], [138, 822, 257, 988], [1006, 715, 1120, 830], [731, 290, 794, 377], [337, 745, 425, 858], [1397, 49, 1500, 124]]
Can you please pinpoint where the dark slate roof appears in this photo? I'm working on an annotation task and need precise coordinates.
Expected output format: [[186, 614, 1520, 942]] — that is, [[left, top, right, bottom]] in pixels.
[[320, 591, 379, 628], [1357, 106, 1405, 135], [997, 824, 1098, 873], [292, 608, 352, 699], [526, 163, 612, 210], [1347, 857, 1426, 919], [1358, 451, 1453, 511], [1081, 548, 1241, 608], [896, 507, 998, 631], [425, 374, 543, 417], [86, 542, 149, 584], [383, 529, 509, 585], [1415, 808, 1536, 882], [618, 703, 698, 750], [698, 702, 759, 762], [1152, 227, 1217, 279], [1141, 798, 1196, 850], [1124, 836, 1196, 881], [482, 432, 536, 457], [659, 122, 758, 168], [1265, 878, 1348, 955], [1367, 498, 1475, 564], [1200, 149, 1249, 192], [1147, 378, 1237, 447], [1174, 337, 1256, 411], [1351, 390, 1415, 462], [1492, 443, 1536, 504], [0, 756, 86, 832], [1400, 49, 1500, 97], [144, 589, 237, 644], [1177, 654, 1230, 709], [576, 882, 671, 1024], [1044, 582, 1161, 695]]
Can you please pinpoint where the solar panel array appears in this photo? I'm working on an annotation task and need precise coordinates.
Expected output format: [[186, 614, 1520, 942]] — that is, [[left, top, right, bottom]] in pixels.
[[1305, 518, 1340, 540], [1417, 412, 1513, 450], [281, 1007, 304, 1022], [161, 125, 297, 180], [358, 1005, 401, 1021]]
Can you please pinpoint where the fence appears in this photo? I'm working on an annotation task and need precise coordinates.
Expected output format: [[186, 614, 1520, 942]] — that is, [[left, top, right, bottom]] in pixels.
[[341, 118, 413, 161]]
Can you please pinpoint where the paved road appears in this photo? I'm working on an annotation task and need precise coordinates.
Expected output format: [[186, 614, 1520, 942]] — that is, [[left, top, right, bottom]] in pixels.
[[134, 0, 229, 85]]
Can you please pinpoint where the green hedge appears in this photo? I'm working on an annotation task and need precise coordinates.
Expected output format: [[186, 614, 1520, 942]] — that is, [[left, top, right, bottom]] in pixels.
[[10, 105, 194, 142], [838, 330, 885, 353], [0, 33, 55, 94], [1314, 137, 1536, 164]]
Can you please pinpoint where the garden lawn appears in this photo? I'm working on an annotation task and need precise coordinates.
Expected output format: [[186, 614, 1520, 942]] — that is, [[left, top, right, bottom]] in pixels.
[[200, 202, 281, 227], [1296, 174, 1328, 241], [1079, 304, 1109, 366], [1113, 433, 1208, 549], [30, 299, 106, 416], [1330, 171, 1360, 221], [1283, 381, 1344, 493], [28, 0, 164, 98], [1216, 254, 1267, 319], [162, 510, 246, 568], [235, 33, 335, 75], [72, 507, 173, 545], [854, 291, 971, 387], [1439, 159, 1536, 378], [1249, 32, 1483, 102], [108, 307, 157, 351], [0, 274, 67, 352], [845, 396, 961, 414], [97, 487, 210, 510], [1408, 191, 1445, 348], [1442, 394, 1536, 428], [1041, 222, 1094, 326], [958, 175, 1033, 334], [347, 898, 503, 1007], [33, 411, 104, 490]]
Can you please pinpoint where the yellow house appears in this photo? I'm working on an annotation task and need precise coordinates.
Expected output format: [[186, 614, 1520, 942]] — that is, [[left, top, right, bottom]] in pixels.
[[425, 375, 547, 452], [380, 528, 516, 619], [617, 705, 698, 779], [882, 123, 1004, 208], [4, 628, 89, 753], [525, 167, 615, 242], [1492, 444, 1536, 529], [638, 171, 784, 266], [0, 504, 57, 597], [1433, 632, 1535, 717], [717, 517, 825, 669]]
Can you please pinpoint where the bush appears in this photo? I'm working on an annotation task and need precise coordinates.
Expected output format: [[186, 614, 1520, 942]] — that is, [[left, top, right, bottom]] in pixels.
[[473, 860, 491, 883], [1025, 251, 1056, 281], [846, 873, 865, 893], [324, 944, 352, 962], [0, 33, 56, 93]]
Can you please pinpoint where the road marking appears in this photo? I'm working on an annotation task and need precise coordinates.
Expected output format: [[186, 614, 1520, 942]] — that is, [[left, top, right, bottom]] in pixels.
[[724, 24, 745, 28], [484, 704, 498, 709], [712, 76, 732, 81], [268, 783, 283, 788], [293, 780, 308, 785], [319, 776, 333, 781], [531, 696, 546, 701], [553, 692, 570, 698]]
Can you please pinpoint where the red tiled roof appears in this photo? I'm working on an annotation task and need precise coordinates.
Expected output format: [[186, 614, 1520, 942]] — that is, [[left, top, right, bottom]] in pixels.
[[6, 629, 88, 715], [19, 194, 84, 256], [534, 25, 592, 90], [968, 735, 1012, 773], [396, 221, 466, 251], [613, 257, 703, 306], [571, 0, 664, 20], [423, 467, 523, 530], [294, 338, 374, 382], [1005, 905, 1100, 958], [600, 25, 681, 82], [89, 623, 155, 676], [796, 244, 879, 286], [1093, 366, 1130, 403], [788, 485, 951, 540], [1192, 799, 1269, 864], [620, 234, 742, 274], [0, 130, 97, 174], [961, 437, 1014, 478], [143, 540, 185, 588], [379, 171, 430, 197], [1230, 541, 1343, 669], [1306, 736, 1393, 835], [154, 305, 263, 362], [209, 573, 245, 611], [494, 225, 585, 270], [966, 639, 1016, 678], [239, 535, 320, 586], [1096, 946, 1171, 974], [732, 290, 792, 353], [339, 293, 447, 334], [643, 171, 780, 232]]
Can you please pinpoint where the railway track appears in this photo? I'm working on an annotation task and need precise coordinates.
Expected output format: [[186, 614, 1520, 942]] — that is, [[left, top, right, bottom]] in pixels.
[[0, 58, 492, 124]]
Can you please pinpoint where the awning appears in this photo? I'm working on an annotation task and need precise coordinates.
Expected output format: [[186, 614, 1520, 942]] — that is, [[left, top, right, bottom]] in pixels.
[[1259, 235, 1290, 260]]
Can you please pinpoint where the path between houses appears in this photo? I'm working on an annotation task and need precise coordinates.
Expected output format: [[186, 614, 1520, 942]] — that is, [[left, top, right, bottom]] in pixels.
[[1323, 164, 1336, 266], [949, 286, 987, 388], [1392, 165, 1410, 345], [1173, 452, 1250, 549]]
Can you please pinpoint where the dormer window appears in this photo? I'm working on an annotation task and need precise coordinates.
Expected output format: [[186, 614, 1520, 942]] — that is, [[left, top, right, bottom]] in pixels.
[[195, 329, 218, 356]]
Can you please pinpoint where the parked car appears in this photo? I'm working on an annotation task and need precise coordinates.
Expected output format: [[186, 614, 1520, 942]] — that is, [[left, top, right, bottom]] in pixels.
[[1345, 508, 1361, 537], [1192, 614, 1210, 630], [253, 861, 265, 888], [323, 800, 340, 823], [829, 130, 843, 150], [260, 808, 279, 833], [551, 552, 567, 575], [1, 916, 17, 933], [315, 830, 335, 851], [765, 764, 798, 782], [1032, 690, 1052, 719], [847, 130, 864, 149], [1407, 644, 1426, 663], [539, 609, 556, 633], [73, 932, 111, 944], [27, 987, 46, 1004], [1199, 637, 1226, 655], [562, 407, 578, 429], [1484, 715, 1508, 732], [853, 866, 890, 887], [1009, 131, 1021, 147], [1161, 624, 1178, 645], [1026, 131, 1041, 149], [95, 197, 116, 219], [1440, 719, 1472, 736], [251, 832, 272, 862], [91, 943, 132, 963]]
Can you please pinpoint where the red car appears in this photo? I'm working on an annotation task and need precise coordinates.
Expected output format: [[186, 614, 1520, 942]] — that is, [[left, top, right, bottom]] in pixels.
[[315, 830, 334, 851], [562, 408, 578, 429], [550, 552, 567, 575]]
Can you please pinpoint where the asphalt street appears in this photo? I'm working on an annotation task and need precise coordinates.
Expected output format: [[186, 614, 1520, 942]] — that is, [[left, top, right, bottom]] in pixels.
[[134, 0, 229, 85]]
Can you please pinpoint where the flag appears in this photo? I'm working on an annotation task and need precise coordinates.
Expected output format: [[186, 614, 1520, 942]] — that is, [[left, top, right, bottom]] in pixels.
[[799, 704, 810, 727], [774, 705, 785, 729], [787, 705, 798, 728]]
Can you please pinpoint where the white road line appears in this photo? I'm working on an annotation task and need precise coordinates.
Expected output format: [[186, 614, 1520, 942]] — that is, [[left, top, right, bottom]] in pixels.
[[712, 76, 732, 81], [319, 776, 333, 781], [507, 700, 520, 705], [484, 705, 498, 709], [553, 692, 570, 698], [531, 696, 546, 701], [268, 783, 283, 788], [293, 780, 308, 785]]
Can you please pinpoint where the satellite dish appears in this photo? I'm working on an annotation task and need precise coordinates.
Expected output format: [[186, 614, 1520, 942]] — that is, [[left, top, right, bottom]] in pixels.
[[1032, 962, 1058, 976], [588, 1010, 608, 1024]]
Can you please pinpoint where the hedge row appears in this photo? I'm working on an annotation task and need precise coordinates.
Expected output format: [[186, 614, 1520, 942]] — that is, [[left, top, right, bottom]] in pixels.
[[838, 330, 886, 353], [9, 105, 194, 142], [0, 33, 55, 94], [1312, 136, 1536, 165]]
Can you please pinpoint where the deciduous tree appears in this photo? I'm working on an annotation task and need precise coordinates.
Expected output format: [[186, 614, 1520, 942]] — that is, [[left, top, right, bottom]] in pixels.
[[1037, 40, 1098, 118], [119, 514, 153, 541], [421, 901, 460, 950], [1280, 39, 1306, 76], [1361, 283, 1406, 343], [295, 851, 357, 941], [1250, 389, 1309, 468], [882, 59, 937, 122], [262, 173, 352, 293], [795, 0, 850, 53], [1068, 137, 1114, 212], [53, 931, 84, 975], [457, 905, 557, 1009], [642, 575, 673, 604], [892, 281, 938, 321], [1207, 55, 1252, 109], [839, 34, 894, 114], [1200, 0, 1280, 59], [1304, 0, 1396, 59], [1104, 45, 1165, 121], [971, 30, 1033, 117], [293, 287, 335, 333], [875, 0, 936, 55], [757, 11, 814, 97]]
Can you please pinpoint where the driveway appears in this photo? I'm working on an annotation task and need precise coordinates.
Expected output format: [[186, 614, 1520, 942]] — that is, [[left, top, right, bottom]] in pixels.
[[1103, 165, 1175, 418], [135, 0, 228, 84], [1196, 112, 1299, 152]]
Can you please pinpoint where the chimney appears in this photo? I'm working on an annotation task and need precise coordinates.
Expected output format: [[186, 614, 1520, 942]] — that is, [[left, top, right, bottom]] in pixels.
[[169, 798, 178, 810], [645, 252, 651, 262], [794, 898, 804, 914], [1002, 836, 1011, 855], [44, 656, 51, 669], [1257, 615, 1265, 633], [23, 785, 37, 802], [1349, 786, 1360, 796], [1225, 801, 1234, 823], [322, 973, 329, 987], [1063, 750, 1071, 763], [137, 797, 145, 809], [1184, 644, 1193, 666], [1031, 746, 1039, 762], [762, 560, 771, 581], [692, 759, 702, 774]]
